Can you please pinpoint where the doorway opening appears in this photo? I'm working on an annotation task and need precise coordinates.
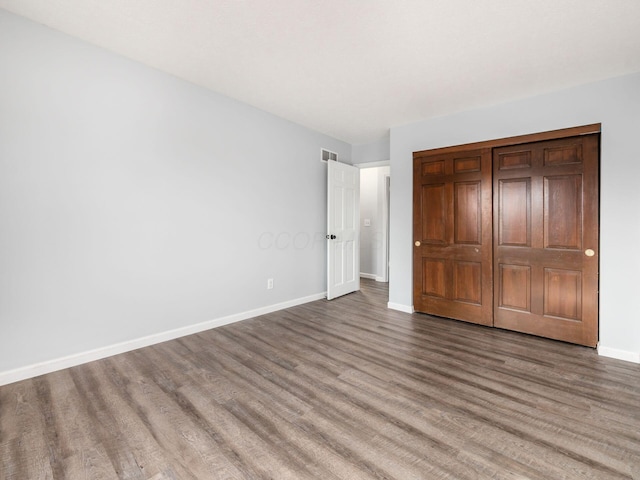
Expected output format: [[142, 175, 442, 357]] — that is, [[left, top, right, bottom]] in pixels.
[[358, 164, 390, 284]]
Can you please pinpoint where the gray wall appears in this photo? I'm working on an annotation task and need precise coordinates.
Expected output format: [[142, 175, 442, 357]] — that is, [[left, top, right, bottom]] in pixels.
[[389, 72, 640, 359], [352, 135, 390, 164], [0, 10, 350, 374]]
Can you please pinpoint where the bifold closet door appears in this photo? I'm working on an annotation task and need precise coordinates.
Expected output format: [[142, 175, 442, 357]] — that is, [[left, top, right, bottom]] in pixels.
[[493, 134, 599, 346], [413, 148, 493, 326]]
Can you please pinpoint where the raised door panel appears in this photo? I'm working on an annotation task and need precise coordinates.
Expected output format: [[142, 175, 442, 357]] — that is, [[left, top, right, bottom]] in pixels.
[[422, 258, 446, 298], [453, 261, 482, 305], [454, 182, 481, 245], [422, 160, 446, 176], [543, 142, 583, 166], [422, 184, 446, 244], [498, 179, 530, 247], [498, 264, 531, 312], [544, 268, 582, 320], [454, 156, 482, 173], [497, 150, 532, 170], [544, 175, 582, 249]]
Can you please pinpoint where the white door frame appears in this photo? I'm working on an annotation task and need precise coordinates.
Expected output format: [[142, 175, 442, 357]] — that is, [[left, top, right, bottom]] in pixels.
[[355, 161, 391, 283], [382, 173, 390, 282]]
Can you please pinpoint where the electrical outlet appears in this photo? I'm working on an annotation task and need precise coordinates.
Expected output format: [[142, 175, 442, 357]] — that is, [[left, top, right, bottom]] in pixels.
[[267, 278, 274, 290]]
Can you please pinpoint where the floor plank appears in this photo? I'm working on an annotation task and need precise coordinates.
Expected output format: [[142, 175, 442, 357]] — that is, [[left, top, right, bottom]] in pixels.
[[1, 279, 639, 479]]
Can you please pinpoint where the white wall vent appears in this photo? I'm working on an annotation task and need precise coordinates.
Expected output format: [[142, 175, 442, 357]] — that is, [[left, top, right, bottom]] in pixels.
[[321, 148, 338, 162]]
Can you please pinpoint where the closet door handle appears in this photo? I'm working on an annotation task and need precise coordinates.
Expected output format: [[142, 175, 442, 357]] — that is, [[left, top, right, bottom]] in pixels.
[[415, 241, 421, 247], [585, 249, 595, 257]]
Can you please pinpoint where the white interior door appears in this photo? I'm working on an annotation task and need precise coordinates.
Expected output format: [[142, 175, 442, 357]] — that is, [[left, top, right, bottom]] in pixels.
[[327, 161, 360, 300]]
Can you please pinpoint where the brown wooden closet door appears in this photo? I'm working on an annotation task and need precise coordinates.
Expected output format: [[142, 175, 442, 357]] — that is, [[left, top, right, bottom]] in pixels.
[[493, 134, 599, 346], [413, 148, 493, 325]]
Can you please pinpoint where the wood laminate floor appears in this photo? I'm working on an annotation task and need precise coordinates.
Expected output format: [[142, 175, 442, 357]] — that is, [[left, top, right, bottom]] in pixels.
[[1, 279, 640, 479]]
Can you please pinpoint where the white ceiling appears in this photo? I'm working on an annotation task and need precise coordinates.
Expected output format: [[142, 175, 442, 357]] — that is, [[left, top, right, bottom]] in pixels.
[[1, 0, 639, 144]]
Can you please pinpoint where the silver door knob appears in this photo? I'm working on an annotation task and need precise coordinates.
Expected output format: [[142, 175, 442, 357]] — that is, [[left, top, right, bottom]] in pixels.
[[585, 249, 595, 257], [415, 241, 421, 247]]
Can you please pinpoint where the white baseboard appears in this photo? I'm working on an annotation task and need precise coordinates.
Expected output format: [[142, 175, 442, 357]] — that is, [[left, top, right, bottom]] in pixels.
[[360, 273, 377, 280], [360, 273, 387, 282], [0, 292, 327, 387], [597, 344, 640, 364], [388, 302, 414, 314]]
